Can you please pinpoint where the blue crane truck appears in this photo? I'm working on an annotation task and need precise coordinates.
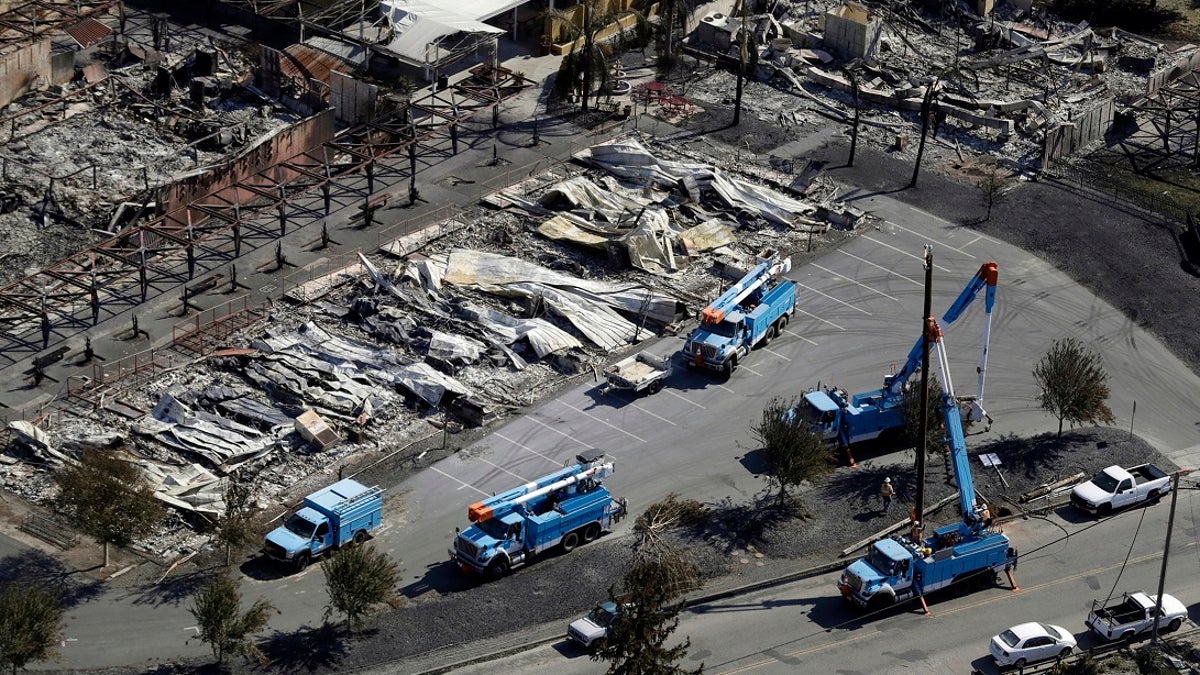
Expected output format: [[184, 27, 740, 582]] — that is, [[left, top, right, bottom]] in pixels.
[[797, 261, 998, 448], [450, 451, 626, 580], [837, 286, 1018, 612], [263, 478, 383, 571], [680, 256, 795, 378]]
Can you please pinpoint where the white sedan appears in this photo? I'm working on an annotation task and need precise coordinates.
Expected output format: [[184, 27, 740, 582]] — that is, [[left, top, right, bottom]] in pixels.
[[989, 622, 1077, 668]]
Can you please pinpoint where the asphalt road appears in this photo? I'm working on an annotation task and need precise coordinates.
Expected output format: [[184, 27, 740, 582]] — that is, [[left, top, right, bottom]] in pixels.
[[36, 164, 1200, 670], [441, 495, 1200, 675]]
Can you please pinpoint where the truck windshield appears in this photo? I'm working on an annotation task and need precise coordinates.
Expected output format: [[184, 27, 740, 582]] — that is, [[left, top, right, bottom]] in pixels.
[[705, 321, 738, 338], [474, 518, 508, 539], [1092, 471, 1120, 492], [865, 546, 897, 575], [284, 514, 316, 539], [587, 607, 617, 627]]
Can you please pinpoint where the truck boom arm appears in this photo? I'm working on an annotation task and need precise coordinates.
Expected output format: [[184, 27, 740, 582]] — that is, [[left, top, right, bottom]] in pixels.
[[883, 262, 998, 401], [928, 318, 982, 525], [700, 258, 791, 324]]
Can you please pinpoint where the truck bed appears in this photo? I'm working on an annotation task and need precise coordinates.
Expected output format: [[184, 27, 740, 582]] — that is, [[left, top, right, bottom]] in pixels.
[[1092, 599, 1145, 626], [1130, 464, 1167, 482]]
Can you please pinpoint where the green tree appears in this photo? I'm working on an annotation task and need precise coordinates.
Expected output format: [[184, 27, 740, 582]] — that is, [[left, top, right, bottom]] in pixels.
[[0, 585, 63, 674], [53, 449, 165, 567], [189, 573, 274, 666], [901, 372, 947, 449], [215, 478, 257, 567], [1032, 338, 1116, 436], [750, 397, 836, 506], [594, 497, 703, 674], [321, 544, 400, 633]]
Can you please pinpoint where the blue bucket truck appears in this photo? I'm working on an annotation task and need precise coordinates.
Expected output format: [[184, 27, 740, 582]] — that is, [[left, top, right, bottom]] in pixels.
[[263, 478, 383, 571], [680, 255, 795, 378], [837, 311, 1018, 611], [450, 451, 626, 580], [796, 262, 998, 449]]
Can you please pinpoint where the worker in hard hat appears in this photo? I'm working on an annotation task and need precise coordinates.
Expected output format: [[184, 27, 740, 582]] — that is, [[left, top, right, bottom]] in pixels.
[[880, 477, 895, 513]]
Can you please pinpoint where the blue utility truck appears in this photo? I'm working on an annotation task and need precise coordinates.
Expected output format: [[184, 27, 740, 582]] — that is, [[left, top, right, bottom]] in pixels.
[[450, 451, 626, 579], [264, 478, 383, 571], [797, 261, 998, 449], [837, 289, 1018, 611], [680, 256, 795, 378]]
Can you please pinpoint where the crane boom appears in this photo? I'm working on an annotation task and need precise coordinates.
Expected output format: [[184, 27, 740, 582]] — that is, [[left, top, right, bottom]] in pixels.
[[927, 317, 981, 522], [700, 258, 791, 324], [883, 262, 998, 399]]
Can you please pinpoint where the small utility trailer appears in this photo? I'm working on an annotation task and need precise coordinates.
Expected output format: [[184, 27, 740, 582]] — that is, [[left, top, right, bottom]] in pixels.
[[601, 351, 671, 395]]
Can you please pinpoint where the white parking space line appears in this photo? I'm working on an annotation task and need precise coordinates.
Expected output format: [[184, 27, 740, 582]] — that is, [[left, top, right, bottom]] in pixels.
[[716, 384, 736, 394], [430, 466, 490, 496], [741, 364, 764, 377], [494, 432, 562, 465], [555, 400, 647, 443], [477, 457, 526, 482], [527, 415, 591, 447], [862, 235, 952, 272], [795, 308, 844, 331], [811, 263, 900, 302], [886, 222, 977, 258], [781, 330, 818, 346], [795, 283, 871, 315], [836, 250, 922, 286], [762, 346, 791, 360], [631, 402, 677, 425], [665, 389, 705, 408]]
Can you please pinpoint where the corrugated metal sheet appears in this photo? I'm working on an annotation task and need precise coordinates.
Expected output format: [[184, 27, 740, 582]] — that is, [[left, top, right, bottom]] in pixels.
[[65, 18, 112, 49], [280, 44, 351, 87]]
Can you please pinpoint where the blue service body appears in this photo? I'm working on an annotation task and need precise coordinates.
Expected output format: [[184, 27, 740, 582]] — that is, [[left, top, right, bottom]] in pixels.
[[681, 260, 796, 375], [450, 455, 624, 577], [798, 262, 998, 448], [263, 478, 383, 567]]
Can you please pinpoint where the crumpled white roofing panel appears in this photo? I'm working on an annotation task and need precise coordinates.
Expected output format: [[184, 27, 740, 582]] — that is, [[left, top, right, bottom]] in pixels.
[[582, 137, 812, 227], [456, 300, 583, 357], [507, 281, 636, 351], [393, 361, 472, 407], [139, 461, 227, 518], [442, 249, 682, 345]]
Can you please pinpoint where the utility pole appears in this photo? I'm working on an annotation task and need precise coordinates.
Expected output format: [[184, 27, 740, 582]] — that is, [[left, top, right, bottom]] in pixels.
[[1151, 468, 1193, 647], [914, 245, 934, 526]]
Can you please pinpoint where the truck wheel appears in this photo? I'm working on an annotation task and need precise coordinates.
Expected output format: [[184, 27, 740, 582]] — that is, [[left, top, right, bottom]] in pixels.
[[1099, 503, 1113, 517], [294, 553, 311, 572], [648, 380, 662, 394], [486, 558, 510, 580], [1148, 490, 1160, 504], [1168, 618, 1183, 633], [353, 530, 367, 546], [561, 531, 580, 553], [779, 314, 790, 329], [866, 594, 893, 613], [1121, 631, 1135, 643], [582, 523, 601, 543]]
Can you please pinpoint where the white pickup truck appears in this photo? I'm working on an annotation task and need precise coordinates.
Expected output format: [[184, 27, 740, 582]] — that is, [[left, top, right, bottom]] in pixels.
[[1085, 591, 1187, 641], [1070, 463, 1171, 516]]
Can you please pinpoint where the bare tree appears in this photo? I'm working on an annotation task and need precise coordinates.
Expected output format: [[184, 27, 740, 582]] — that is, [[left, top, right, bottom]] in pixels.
[[54, 449, 164, 567], [909, 77, 941, 188], [977, 163, 1010, 220], [1032, 337, 1116, 436], [750, 397, 836, 506], [0, 585, 63, 675], [190, 573, 274, 666], [844, 62, 862, 167], [321, 544, 400, 633], [594, 496, 704, 675]]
